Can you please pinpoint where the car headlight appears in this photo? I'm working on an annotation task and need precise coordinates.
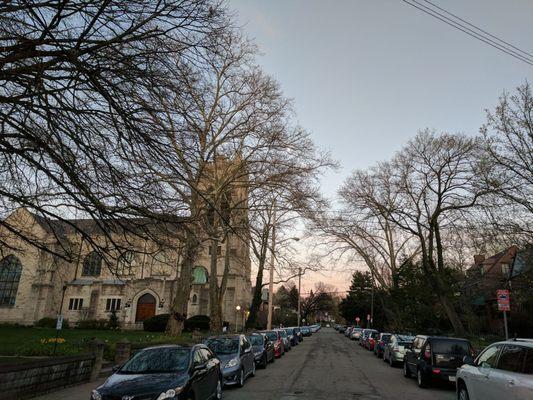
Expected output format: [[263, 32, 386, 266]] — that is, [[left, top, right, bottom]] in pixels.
[[225, 358, 239, 368], [156, 388, 182, 400], [91, 390, 102, 400]]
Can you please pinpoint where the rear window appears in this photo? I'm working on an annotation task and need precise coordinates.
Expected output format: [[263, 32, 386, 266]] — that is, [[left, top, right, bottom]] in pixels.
[[497, 345, 526, 373], [265, 331, 278, 341], [382, 334, 391, 343], [370, 332, 379, 339], [432, 340, 471, 355], [397, 335, 414, 342]]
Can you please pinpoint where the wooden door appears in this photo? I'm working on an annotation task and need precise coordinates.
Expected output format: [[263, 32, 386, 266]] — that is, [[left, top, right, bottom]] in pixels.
[[136, 293, 156, 322]]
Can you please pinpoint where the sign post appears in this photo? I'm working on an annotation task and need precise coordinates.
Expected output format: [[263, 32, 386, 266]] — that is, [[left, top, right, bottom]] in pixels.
[[497, 289, 510, 340]]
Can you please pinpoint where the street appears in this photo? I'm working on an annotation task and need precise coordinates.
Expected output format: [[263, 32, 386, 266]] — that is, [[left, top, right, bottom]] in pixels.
[[224, 328, 455, 400]]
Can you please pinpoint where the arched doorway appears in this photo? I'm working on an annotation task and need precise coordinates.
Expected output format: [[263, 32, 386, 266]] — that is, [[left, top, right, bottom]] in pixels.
[[135, 293, 156, 322]]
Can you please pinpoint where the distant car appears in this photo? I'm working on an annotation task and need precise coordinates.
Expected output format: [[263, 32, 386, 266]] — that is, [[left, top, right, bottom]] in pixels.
[[456, 339, 533, 400], [262, 330, 285, 358], [383, 334, 414, 367], [374, 333, 391, 358], [277, 329, 291, 351], [310, 324, 320, 333], [91, 344, 223, 400], [403, 335, 473, 388], [204, 334, 256, 387], [345, 326, 354, 338], [284, 328, 298, 346], [350, 327, 363, 341], [360, 329, 378, 347], [366, 331, 380, 351], [301, 326, 312, 337], [338, 325, 347, 334], [247, 332, 275, 368]]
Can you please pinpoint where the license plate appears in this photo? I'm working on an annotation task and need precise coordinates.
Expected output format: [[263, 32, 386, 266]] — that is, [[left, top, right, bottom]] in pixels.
[[448, 376, 456, 382]]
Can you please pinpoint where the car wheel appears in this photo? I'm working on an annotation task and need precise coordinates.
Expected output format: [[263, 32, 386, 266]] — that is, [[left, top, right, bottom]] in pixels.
[[458, 385, 470, 400], [251, 361, 256, 377], [389, 355, 394, 367], [417, 369, 427, 388], [215, 377, 223, 400], [262, 354, 268, 368], [237, 368, 245, 388], [403, 361, 411, 378]]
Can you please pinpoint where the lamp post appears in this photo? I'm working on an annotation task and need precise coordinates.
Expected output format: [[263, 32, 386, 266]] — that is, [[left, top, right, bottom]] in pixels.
[[235, 305, 241, 332]]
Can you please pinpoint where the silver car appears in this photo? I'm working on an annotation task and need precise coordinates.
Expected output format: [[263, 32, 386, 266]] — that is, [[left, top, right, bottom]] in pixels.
[[456, 339, 533, 400], [383, 334, 414, 366]]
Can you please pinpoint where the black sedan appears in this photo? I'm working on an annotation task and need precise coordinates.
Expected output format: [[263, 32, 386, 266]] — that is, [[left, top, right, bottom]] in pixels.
[[247, 332, 275, 368], [91, 344, 222, 400]]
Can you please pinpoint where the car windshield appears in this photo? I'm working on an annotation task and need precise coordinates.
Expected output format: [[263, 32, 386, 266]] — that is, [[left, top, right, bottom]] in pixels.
[[279, 330, 287, 338], [382, 334, 391, 342], [370, 332, 379, 339], [397, 335, 414, 342], [248, 335, 264, 346], [120, 347, 189, 374], [285, 329, 293, 335], [205, 337, 239, 355], [265, 331, 278, 341]]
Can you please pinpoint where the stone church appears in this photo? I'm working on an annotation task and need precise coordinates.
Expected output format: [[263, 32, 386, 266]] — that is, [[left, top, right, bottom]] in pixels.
[[0, 206, 252, 329]]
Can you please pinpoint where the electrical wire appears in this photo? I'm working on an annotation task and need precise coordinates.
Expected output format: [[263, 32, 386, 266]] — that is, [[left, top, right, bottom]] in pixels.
[[400, 0, 533, 67]]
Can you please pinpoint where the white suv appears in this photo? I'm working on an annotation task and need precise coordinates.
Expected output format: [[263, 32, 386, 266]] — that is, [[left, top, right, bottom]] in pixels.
[[456, 339, 533, 400]]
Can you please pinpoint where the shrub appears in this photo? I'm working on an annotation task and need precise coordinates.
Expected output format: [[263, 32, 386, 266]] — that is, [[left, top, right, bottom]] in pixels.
[[76, 319, 109, 330], [35, 317, 70, 329], [184, 315, 210, 332], [143, 314, 170, 332], [108, 310, 120, 330]]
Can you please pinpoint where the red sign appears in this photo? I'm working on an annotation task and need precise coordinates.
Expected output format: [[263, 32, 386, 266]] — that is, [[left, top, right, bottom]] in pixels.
[[367, 314, 371, 320], [355, 317, 360, 322], [497, 289, 510, 311]]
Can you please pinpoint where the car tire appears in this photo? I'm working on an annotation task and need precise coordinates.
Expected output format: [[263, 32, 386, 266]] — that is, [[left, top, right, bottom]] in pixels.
[[237, 368, 245, 388], [403, 361, 411, 378], [417, 369, 427, 388], [215, 377, 223, 400], [389, 356, 394, 367], [262, 354, 268, 368], [251, 361, 256, 377], [458, 385, 470, 400]]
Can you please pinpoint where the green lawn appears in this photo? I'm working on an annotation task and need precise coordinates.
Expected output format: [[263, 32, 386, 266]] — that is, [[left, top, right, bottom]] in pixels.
[[0, 326, 193, 360]]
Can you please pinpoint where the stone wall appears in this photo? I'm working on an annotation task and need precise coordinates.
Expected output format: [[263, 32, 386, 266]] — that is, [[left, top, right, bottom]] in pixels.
[[0, 353, 96, 400]]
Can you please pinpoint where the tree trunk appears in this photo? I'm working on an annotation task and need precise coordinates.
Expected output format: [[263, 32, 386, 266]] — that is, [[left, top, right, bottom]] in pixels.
[[209, 237, 223, 333], [246, 257, 266, 329], [167, 230, 200, 336]]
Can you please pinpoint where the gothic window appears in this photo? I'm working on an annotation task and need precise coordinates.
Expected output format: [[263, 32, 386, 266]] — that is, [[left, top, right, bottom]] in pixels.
[[117, 251, 136, 276], [151, 251, 172, 277], [106, 298, 121, 311], [0, 255, 22, 307], [192, 266, 208, 284], [191, 294, 198, 305], [82, 251, 102, 276]]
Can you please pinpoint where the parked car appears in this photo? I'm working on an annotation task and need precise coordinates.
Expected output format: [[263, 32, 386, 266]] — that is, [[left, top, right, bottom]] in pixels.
[[403, 335, 473, 388], [301, 326, 312, 337], [338, 325, 347, 334], [91, 344, 222, 400], [374, 333, 392, 358], [456, 338, 533, 400], [350, 327, 363, 341], [277, 329, 291, 351], [247, 332, 275, 368], [262, 330, 285, 358], [366, 331, 380, 351], [285, 327, 298, 346], [310, 324, 320, 333], [360, 329, 378, 347], [383, 334, 414, 367], [345, 326, 354, 338], [204, 334, 256, 387]]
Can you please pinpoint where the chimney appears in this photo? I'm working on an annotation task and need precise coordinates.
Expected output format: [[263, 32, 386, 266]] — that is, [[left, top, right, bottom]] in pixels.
[[474, 254, 485, 265]]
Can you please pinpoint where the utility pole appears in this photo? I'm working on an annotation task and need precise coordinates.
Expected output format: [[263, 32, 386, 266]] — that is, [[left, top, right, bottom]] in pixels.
[[297, 267, 302, 327], [370, 271, 374, 329], [267, 200, 276, 330]]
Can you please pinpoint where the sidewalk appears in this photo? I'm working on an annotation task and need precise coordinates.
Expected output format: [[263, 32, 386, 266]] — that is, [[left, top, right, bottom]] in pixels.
[[33, 378, 105, 400]]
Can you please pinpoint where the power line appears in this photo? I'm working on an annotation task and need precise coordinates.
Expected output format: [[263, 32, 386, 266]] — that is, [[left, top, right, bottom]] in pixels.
[[400, 0, 533, 67]]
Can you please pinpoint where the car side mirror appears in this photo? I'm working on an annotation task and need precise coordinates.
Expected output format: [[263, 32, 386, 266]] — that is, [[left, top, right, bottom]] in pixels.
[[244, 347, 251, 354], [462, 355, 474, 366]]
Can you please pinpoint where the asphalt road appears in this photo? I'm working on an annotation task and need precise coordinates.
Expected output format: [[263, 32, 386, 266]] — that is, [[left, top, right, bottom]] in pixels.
[[224, 328, 456, 400]]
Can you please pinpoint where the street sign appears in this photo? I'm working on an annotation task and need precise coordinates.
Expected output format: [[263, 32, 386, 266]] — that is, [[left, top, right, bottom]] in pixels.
[[355, 317, 360, 323], [56, 315, 64, 330], [497, 289, 510, 311], [366, 314, 370, 321]]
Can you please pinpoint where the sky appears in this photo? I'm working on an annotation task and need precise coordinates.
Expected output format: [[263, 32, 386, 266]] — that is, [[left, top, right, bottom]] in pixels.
[[228, 0, 533, 293]]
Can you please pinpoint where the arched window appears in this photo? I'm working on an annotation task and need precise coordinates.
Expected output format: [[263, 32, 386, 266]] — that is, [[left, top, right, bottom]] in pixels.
[[0, 255, 22, 307], [82, 251, 102, 276], [192, 266, 208, 284], [191, 294, 198, 305], [117, 251, 135, 276]]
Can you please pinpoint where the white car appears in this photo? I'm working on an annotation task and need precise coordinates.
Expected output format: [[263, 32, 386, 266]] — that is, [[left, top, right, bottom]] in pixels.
[[456, 339, 533, 400]]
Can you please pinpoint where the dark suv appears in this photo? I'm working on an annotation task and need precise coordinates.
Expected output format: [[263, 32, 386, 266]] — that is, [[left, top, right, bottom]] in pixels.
[[403, 335, 473, 388]]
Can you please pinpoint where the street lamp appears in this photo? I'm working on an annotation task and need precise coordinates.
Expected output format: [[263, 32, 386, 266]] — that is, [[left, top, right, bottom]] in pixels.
[[235, 305, 241, 332]]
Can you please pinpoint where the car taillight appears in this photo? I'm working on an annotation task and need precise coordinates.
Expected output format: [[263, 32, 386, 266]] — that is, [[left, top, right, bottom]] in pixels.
[[432, 368, 441, 374], [393, 345, 399, 351]]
